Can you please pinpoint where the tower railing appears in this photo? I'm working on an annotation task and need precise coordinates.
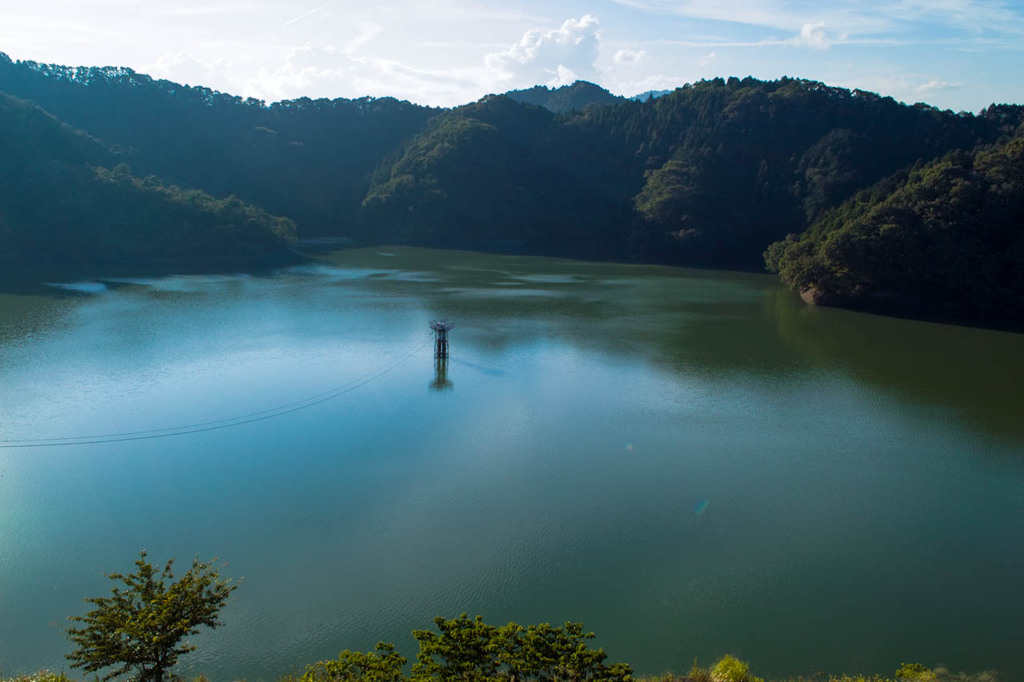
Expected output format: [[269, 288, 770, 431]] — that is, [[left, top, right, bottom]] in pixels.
[[429, 319, 453, 359]]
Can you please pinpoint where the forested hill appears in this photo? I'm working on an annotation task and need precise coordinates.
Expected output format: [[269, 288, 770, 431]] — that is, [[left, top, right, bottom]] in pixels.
[[360, 95, 634, 258], [0, 92, 296, 267], [0, 52, 435, 236], [766, 125, 1024, 323], [503, 81, 625, 112], [4, 50, 1024, 322], [366, 77, 1021, 267]]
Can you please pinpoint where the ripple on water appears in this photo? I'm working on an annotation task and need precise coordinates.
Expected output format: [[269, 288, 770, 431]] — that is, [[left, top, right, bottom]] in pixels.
[[44, 280, 108, 294], [437, 286, 563, 299], [3, 248, 1024, 682], [508, 273, 585, 285]]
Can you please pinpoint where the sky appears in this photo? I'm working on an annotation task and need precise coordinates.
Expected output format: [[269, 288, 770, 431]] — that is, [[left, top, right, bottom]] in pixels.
[[1, 0, 1023, 112]]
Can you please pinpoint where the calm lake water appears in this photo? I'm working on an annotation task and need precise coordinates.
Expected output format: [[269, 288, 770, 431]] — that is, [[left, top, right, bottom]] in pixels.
[[1, 247, 1022, 681]]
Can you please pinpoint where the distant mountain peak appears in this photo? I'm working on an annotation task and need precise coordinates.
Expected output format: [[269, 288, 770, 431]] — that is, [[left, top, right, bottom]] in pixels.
[[630, 89, 673, 102], [503, 80, 625, 113]]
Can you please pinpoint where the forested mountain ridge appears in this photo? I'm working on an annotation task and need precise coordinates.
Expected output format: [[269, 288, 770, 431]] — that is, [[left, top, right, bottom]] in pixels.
[[0, 91, 296, 267], [765, 125, 1024, 322], [622, 78, 1009, 266], [0, 52, 436, 236], [4, 49, 1023, 322], [0, 88, 107, 165], [367, 76, 1022, 267], [504, 80, 626, 113], [359, 95, 634, 257]]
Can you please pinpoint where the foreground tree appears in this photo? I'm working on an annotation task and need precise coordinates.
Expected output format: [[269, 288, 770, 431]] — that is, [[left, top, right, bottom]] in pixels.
[[411, 614, 632, 682], [300, 642, 408, 682], [66, 550, 237, 682]]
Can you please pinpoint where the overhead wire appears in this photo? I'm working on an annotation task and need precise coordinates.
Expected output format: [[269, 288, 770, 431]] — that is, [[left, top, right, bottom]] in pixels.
[[0, 338, 430, 449]]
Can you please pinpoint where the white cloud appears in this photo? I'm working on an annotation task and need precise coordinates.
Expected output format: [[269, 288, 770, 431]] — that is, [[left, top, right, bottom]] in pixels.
[[244, 44, 350, 101], [610, 0, 1024, 40], [485, 15, 601, 88], [156, 2, 261, 18], [614, 48, 646, 65], [617, 73, 684, 96], [793, 21, 830, 49], [883, 0, 1024, 36], [607, 0, 876, 34], [698, 51, 717, 66], [344, 23, 382, 56], [282, 0, 337, 28], [551, 64, 579, 87], [917, 79, 963, 93], [146, 52, 235, 88], [237, 42, 487, 106], [837, 73, 970, 107]]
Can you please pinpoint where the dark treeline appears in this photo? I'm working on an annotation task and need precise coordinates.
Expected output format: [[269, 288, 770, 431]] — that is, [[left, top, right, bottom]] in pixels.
[[0, 92, 295, 267], [0, 53, 435, 236], [766, 126, 1024, 322], [367, 77, 1020, 269], [360, 94, 635, 258], [3, 51, 1023, 322]]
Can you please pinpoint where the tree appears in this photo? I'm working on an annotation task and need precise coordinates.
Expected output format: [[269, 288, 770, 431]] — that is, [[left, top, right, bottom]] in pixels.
[[300, 642, 408, 682], [66, 550, 238, 682], [412, 614, 502, 682], [410, 614, 632, 682], [504, 621, 632, 682]]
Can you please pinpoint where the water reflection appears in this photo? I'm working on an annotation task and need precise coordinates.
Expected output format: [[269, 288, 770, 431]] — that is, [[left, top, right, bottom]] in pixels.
[[765, 287, 1024, 442], [333, 247, 1024, 444], [430, 357, 453, 391], [1, 246, 1024, 681], [3, 248, 1022, 446]]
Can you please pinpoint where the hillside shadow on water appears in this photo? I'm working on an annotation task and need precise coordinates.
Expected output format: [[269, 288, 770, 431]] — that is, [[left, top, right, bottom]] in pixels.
[[381, 246, 1024, 446], [767, 287, 1024, 444], [0, 254, 308, 295], [0, 259, 308, 351], [6, 246, 1021, 446]]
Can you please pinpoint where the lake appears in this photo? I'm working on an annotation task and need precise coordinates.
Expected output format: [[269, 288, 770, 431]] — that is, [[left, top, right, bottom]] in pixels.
[[1, 247, 1022, 681]]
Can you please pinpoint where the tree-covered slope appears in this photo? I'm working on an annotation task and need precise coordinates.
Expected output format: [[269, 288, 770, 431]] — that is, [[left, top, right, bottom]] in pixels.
[[360, 95, 631, 256], [0, 52, 435, 236], [765, 128, 1024, 322], [364, 77, 1022, 268], [6, 48, 1024, 323], [0, 92, 296, 267], [581, 77, 1020, 267]]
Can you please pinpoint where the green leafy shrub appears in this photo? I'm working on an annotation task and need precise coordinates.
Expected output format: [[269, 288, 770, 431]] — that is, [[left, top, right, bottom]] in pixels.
[[301, 643, 407, 682], [710, 655, 762, 682], [895, 663, 936, 681]]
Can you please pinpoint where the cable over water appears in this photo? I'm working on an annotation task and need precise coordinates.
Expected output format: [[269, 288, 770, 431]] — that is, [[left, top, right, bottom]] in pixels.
[[0, 338, 430, 448]]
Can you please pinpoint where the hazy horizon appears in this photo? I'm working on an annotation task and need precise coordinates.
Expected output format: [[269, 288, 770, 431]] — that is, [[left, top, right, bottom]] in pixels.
[[2, 1, 1023, 112], [8, 47, 987, 114]]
